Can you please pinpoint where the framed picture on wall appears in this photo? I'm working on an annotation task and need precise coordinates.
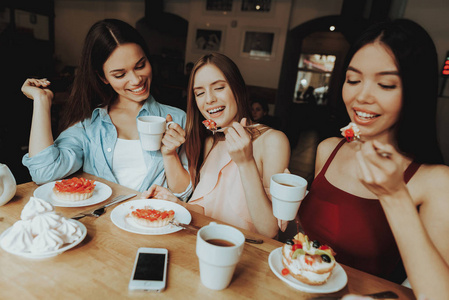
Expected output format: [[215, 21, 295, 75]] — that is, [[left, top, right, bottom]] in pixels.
[[206, 0, 233, 12], [193, 25, 226, 53], [240, 27, 279, 60]]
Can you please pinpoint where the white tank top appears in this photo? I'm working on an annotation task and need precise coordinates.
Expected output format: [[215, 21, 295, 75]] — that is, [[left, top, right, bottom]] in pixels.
[[112, 139, 147, 190]]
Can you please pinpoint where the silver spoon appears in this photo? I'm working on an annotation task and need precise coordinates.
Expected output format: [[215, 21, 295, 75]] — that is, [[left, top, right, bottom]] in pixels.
[[169, 220, 264, 244]]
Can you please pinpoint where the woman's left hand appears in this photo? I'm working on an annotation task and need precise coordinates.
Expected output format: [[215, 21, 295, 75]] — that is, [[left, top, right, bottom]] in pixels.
[[224, 118, 254, 165], [142, 184, 180, 203], [355, 140, 408, 198], [161, 114, 186, 156]]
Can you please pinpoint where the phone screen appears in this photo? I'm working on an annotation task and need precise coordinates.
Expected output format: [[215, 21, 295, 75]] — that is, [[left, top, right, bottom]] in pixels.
[[133, 253, 166, 281]]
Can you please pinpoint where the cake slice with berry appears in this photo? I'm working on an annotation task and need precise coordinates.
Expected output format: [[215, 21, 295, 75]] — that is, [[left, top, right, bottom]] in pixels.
[[53, 177, 96, 202], [202, 119, 217, 131], [340, 122, 361, 142], [281, 232, 336, 285], [130, 207, 175, 228]]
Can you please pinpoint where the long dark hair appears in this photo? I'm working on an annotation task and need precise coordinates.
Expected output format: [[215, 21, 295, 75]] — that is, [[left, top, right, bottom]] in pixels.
[[340, 19, 443, 164], [61, 19, 151, 130], [185, 53, 253, 187]]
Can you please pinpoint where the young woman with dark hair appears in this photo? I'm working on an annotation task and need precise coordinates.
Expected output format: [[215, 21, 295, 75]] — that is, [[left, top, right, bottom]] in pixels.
[[143, 53, 290, 238], [298, 19, 449, 298], [21, 19, 191, 199]]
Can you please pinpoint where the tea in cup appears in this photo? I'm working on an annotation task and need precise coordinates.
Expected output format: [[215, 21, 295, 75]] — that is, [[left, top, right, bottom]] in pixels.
[[270, 173, 307, 221], [196, 222, 245, 290]]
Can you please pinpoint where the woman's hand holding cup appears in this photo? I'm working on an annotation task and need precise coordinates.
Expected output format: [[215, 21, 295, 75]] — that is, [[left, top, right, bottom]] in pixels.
[[161, 114, 186, 155]]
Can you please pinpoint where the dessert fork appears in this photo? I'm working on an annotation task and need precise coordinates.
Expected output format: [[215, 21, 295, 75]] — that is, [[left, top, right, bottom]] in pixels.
[[209, 123, 260, 134], [341, 123, 392, 158], [71, 194, 136, 220], [169, 219, 264, 244], [91, 193, 136, 217]]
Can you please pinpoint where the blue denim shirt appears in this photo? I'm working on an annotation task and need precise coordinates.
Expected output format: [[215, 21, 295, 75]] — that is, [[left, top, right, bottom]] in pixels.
[[22, 95, 192, 201]]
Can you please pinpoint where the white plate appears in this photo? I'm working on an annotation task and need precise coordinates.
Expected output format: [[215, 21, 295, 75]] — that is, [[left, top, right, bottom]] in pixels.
[[110, 199, 192, 235], [268, 247, 348, 293], [33, 181, 112, 207], [0, 221, 87, 259]]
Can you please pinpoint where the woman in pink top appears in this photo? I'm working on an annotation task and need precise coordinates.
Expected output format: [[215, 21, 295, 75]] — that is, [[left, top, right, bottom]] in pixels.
[[143, 53, 290, 238]]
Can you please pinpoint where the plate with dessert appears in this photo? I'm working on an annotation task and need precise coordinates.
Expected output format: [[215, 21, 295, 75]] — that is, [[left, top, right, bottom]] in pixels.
[[0, 197, 88, 259], [33, 177, 112, 207], [268, 232, 348, 293], [110, 199, 192, 235]]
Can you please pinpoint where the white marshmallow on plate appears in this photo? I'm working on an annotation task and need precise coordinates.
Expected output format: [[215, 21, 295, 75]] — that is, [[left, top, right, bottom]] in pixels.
[[57, 218, 83, 243], [30, 211, 63, 236], [30, 229, 64, 253], [0, 220, 33, 252], [21, 196, 54, 220]]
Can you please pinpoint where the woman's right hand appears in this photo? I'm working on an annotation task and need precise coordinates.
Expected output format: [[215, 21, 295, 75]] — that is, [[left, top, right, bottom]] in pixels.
[[161, 114, 186, 156], [21, 78, 54, 103]]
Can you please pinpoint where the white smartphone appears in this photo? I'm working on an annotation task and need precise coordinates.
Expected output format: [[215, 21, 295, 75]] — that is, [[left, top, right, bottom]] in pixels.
[[128, 247, 168, 292]]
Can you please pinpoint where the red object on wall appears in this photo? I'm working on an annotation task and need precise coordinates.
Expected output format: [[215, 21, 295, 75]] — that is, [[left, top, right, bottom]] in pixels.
[[442, 51, 449, 77]]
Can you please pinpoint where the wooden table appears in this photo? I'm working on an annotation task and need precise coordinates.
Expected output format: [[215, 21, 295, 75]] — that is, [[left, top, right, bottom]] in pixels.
[[0, 173, 415, 299]]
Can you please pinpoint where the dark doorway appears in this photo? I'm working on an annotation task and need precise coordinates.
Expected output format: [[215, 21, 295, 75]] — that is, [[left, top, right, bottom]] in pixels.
[[276, 16, 351, 150]]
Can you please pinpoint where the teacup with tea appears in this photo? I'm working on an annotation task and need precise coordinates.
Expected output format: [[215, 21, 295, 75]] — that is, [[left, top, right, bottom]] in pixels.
[[270, 173, 307, 221], [196, 222, 245, 290]]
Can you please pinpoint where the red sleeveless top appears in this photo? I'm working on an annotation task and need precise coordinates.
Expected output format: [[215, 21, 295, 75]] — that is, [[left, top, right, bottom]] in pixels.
[[298, 139, 420, 283]]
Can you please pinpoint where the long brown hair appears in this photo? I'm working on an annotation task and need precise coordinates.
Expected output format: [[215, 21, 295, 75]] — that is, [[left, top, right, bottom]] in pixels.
[[60, 19, 151, 130], [185, 52, 261, 187]]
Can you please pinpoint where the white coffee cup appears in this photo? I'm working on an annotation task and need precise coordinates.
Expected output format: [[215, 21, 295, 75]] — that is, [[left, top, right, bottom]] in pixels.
[[196, 222, 245, 290], [137, 116, 174, 151], [270, 173, 308, 221]]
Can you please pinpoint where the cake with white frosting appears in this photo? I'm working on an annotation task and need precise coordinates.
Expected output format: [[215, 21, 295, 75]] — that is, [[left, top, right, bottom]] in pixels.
[[281, 232, 337, 285], [340, 122, 361, 142]]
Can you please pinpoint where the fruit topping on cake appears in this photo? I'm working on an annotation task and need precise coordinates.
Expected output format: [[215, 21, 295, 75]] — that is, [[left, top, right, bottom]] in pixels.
[[53, 177, 96, 202], [340, 122, 361, 142], [130, 207, 175, 228], [202, 119, 217, 131], [281, 232, 336, 286]]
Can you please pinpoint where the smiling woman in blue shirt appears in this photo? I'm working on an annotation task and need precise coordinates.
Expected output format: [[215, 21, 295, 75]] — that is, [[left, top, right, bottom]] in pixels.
[[20, 19, 191, 200]]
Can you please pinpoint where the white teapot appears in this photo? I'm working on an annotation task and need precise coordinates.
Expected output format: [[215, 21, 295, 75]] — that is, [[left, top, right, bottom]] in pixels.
[[0, 163, 17, 206]]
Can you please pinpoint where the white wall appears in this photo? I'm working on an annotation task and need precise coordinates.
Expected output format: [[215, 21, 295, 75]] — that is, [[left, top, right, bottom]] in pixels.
[[54, 0, 145, 68], [184, 0, 292, 89]]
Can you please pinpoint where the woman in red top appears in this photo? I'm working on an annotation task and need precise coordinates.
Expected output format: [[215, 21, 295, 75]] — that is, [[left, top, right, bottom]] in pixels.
[[298, 19, 449, 299]]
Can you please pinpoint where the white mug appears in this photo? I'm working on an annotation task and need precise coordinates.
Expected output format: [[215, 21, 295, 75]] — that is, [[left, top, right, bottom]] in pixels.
[[137, 116, 174, 151], [196, 222, 245, 290], [0, 163, 16, 206], [270, 173, 307, 221]]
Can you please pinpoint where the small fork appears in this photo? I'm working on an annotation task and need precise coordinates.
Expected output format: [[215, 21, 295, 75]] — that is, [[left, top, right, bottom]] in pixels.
[[209, 123, 260, 134], [71, 194, 136, 220], [91, 193, 136, 216], [169, 220, 264, 244]]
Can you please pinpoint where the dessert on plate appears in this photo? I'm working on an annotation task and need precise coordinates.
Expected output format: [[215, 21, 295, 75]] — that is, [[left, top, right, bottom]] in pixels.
[[0, 197, 83, 254], [130, 207, 175, 228], [281, 232, 336, 285], [340, 122, 361, 142], [20, 196, 54, 220], [202, 119, 217, 131], [53, 177, 96, 201]]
